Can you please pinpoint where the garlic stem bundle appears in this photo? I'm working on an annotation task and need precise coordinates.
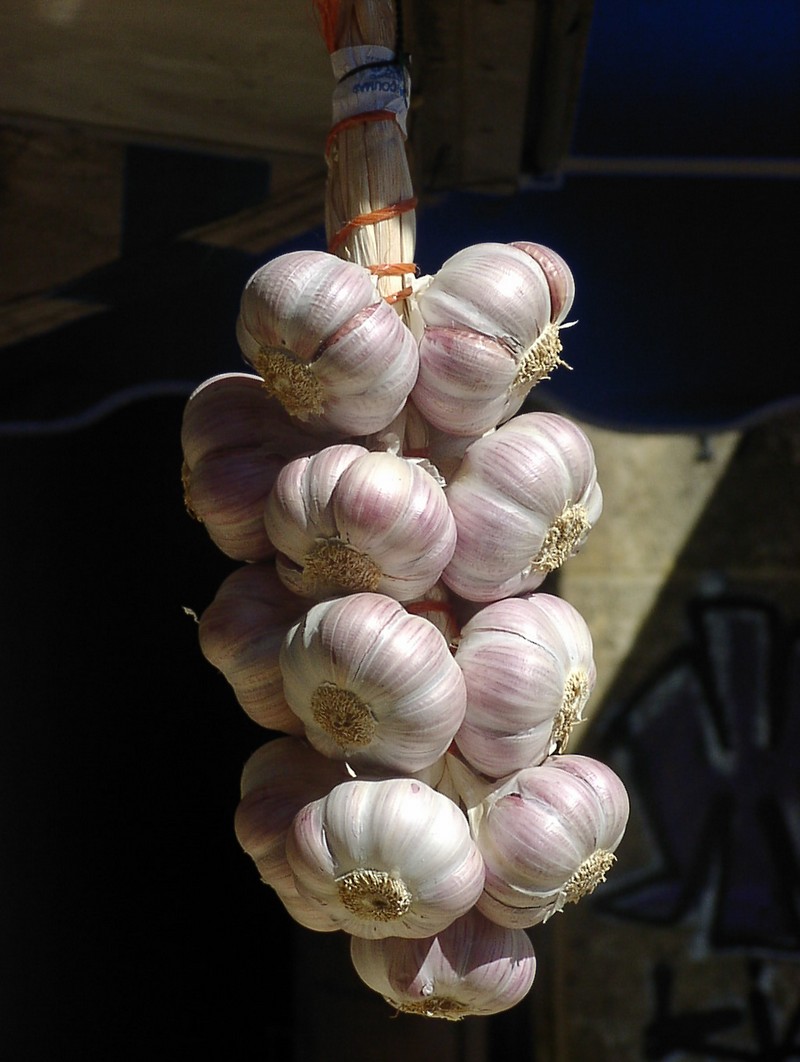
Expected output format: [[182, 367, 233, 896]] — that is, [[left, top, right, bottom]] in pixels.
[[265, 443, 457, 601], [314, 0, 417, 305], [350, 906, 536, 1020], [443, 411, 603, 602], [280, 592, 466, 774], [198, 562, 307, 734], [410, 242, 574, 437], [286, 777, 486, 939], [454, 593, 597, 778], [237, 250, 419, 435], [449, 753, 630, 929]]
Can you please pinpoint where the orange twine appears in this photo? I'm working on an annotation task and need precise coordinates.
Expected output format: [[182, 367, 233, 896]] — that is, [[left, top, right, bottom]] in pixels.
[[325, 109, 399, 158], [312, 0, 341, 53], [328, 196, 418, 255]]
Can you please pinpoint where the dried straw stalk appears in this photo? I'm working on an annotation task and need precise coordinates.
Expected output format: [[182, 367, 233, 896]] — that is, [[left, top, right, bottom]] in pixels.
[[314, 0, 417, 310]]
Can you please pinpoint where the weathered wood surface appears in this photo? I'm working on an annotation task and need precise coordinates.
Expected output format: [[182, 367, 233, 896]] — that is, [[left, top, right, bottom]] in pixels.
[[0, 0, 333, 158]]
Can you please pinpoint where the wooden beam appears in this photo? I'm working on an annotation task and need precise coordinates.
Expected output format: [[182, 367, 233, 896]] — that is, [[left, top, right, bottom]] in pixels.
[[0, 1, 334, 158]]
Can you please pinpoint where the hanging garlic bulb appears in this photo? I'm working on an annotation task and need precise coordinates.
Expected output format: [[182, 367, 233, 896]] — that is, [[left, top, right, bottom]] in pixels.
[[443, 411, 603, 602], [410, 242, 573, 437], [280, 592, 466, 774], [236, 250, 419, 436], [198, 562, 307, 734], [181, 372, 344, 562], [350, 906, 536, 1020], [448, 752, 629, 929], [264, 443, 457, 602], [453, 593, 596, 778], [285, 776, 486, 939]]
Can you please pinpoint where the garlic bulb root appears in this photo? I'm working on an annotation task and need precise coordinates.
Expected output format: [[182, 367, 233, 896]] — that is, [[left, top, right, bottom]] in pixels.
[[310, 682, 376, 748], [249, 344, 324, 419], [337, 868, 413, 921], [530, 501, 591, 573], [302, 538, 382, 595]]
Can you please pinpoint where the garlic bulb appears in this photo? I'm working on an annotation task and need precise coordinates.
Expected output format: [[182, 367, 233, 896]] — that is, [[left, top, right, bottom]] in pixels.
[[350, 906, 536, 1020], [234, 736, 351, 892], [198, 562, 307, 733], [443, 412, 603, 602], [280, 592, 466, 773], [454, 593, 596, 778], [264, 443, 457, 602], [448, 753, 629, 929], [411, 242, 572, 437], [285, 777, 486, 938], [181, 372, 343, 562], [236, 250, 419, 436]]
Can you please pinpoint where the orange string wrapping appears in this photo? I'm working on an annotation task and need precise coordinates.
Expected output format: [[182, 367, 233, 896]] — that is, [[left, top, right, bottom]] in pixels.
[[325, 110, 398, 158], [312, 0, 342, 53], [328, 196, 418, 256]]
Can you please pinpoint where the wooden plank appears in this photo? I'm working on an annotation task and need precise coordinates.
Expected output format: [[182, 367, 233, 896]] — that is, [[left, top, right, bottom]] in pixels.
[[406, 0, 587, 192], [0, 0, 335, 157]]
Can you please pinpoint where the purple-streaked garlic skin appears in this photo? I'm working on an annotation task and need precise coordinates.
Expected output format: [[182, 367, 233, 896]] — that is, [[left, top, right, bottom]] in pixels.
[[234, 736, 351, 892], [510, 242, 576, 326], [285, 777, 486, 939], [239, 251, 378, 359], [181, 372, 338, 468], [265, 444, 457, 603], [272, 879, 343, 933], [349, 906, 536, 1020], [280, 592, 467, 774], [184, 448, 283, 562], [264, 443, 365, 550], [459, 754, 629, 929], [443, 412, 603, 602], [237, 250, 419, 436], [198, 563, 307, 734], [302, 301, 420, 435], [414, 242, 552, 347], [411, 242, 570, 437], [453, 593, 596, 778], [413, 328, 527, 438], [181, 372, 344, 561]]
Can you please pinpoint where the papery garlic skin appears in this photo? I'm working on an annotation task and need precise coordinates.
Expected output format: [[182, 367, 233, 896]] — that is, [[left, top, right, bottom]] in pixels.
[[234, 736, 351, 892], [451, 753, 629, 929], [510, 242, 575, 326], [350, 906, 536, 1020], [198, 563, 307, 734], [285, 777, 486, 939], [265, 444, 457, 602], [411, 242, 573, 437], [443, 412, 603, 602], [280, 593, 466, 774], [454, 593, 596, 778], [181, 373, 347, 562], [237, 250, 419, 436]]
